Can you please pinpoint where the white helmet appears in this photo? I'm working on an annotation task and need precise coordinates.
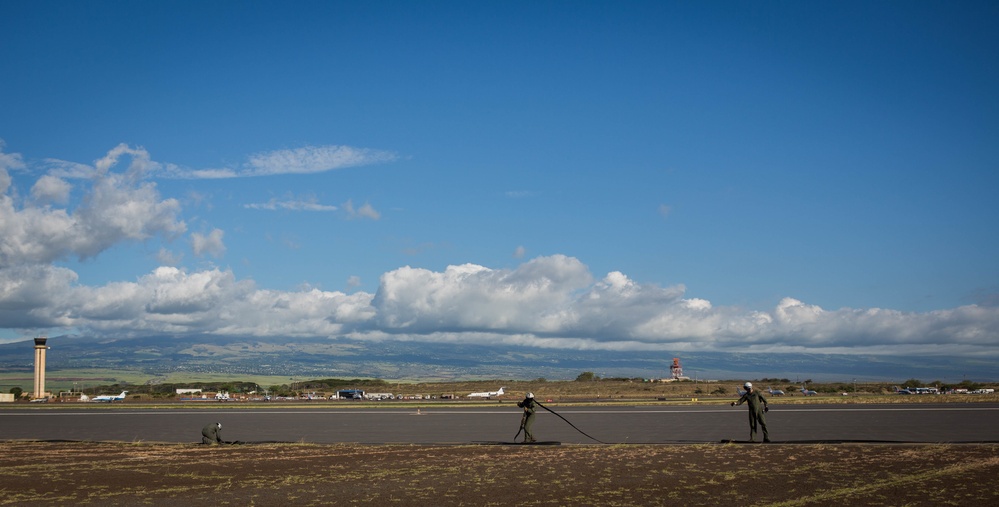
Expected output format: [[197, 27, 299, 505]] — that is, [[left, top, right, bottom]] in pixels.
[[217, 422, 222, 430], [526, 392, 534, 399], [744, 382, 752, 389]]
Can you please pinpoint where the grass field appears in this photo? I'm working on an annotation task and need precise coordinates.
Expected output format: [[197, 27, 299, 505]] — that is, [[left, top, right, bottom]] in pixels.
[[1, 441, 997, 506], [0, 368, 317, 394]]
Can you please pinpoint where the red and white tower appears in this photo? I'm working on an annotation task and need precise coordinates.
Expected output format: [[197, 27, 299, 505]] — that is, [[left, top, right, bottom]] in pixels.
[[670, 357, 683, 380]]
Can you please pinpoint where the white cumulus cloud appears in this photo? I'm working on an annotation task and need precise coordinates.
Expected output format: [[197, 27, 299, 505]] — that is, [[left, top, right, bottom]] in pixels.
[[0, 141, 26, 175], [191, 229, 226, 258], [1, 146, 186, 268], [372, 255, 593, 333], [342, 199, 380, 220], [30, 175, 72, 204], [0, 168, 11, 195]]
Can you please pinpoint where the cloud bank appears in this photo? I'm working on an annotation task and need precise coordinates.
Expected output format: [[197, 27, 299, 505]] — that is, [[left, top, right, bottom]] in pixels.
[[2, 253, 997, 356], [2, 143, 998, 356]]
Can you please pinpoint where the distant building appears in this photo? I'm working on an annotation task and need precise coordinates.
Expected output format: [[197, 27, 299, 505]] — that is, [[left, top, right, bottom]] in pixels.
[[336, 389, 365, 399]]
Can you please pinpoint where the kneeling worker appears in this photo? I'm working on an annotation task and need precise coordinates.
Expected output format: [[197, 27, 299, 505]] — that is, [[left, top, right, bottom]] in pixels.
[[202, 422, 223, 445]]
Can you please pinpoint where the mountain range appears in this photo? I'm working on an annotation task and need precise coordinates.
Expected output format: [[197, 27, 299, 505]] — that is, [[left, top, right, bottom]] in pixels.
[[0, 335, 993, 383]]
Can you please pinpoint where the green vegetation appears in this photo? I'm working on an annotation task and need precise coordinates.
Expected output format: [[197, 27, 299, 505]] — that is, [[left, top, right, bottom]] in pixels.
[[3, 367, 996, 402], [0, 368, 317, 395]]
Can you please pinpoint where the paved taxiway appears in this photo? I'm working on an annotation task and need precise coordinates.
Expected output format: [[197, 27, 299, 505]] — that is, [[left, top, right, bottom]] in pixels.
[[1, 403, 996, 444]]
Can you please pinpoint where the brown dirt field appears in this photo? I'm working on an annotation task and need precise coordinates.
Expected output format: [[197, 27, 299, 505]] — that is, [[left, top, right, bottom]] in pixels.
[[1, 442, 997, 506]]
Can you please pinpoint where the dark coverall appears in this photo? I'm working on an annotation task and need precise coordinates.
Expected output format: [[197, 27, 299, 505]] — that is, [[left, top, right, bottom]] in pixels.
[[202, 423, 223, 445], [733, 390, 769, 442], [517, 397, 537, 443]]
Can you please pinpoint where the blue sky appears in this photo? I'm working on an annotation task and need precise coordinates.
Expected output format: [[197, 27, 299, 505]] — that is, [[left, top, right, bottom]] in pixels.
[[1, 2, 997, 357]]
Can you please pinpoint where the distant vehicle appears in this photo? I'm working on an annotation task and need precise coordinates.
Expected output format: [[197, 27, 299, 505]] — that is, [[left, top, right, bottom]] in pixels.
[[800, 386, 817, 396], [467, 387, 505, 399], [92, 391, 128, 403]]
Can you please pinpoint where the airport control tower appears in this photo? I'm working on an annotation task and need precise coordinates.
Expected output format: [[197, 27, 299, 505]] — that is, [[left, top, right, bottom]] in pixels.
[[33, 336, 49, 399]]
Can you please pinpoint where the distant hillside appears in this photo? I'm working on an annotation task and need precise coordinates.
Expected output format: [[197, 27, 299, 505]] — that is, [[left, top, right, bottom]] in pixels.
[[0, 334, 993, 382]]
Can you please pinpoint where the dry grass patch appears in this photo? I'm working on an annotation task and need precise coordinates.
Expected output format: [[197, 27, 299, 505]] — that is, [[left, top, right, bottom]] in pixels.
[[0, 442, 997, 506]]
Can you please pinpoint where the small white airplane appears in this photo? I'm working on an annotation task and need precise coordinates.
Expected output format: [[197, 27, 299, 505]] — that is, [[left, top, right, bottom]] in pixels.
[[92, 391, 128, 402], [467, 387, 505, 399], [767, 387, 785, 396], [800, 385, 817, 396]]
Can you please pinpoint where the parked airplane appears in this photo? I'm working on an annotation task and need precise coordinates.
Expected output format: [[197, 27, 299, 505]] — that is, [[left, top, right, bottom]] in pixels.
[[92, 391, 128, 402], [467, 387, 505, 398], [800, 385, 817, 396], [893, 386, 938, 395], [737, 385, 779, 397]]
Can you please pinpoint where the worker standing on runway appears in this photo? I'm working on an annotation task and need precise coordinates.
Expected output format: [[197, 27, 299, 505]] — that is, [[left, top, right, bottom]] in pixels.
[[202, 422, 223, 445], [731, 382, 770, 443], [517, 392, 537, 443]]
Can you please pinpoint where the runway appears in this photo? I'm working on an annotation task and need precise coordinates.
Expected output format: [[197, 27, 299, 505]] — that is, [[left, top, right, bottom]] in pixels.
[[1, 403, 996, 444]]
